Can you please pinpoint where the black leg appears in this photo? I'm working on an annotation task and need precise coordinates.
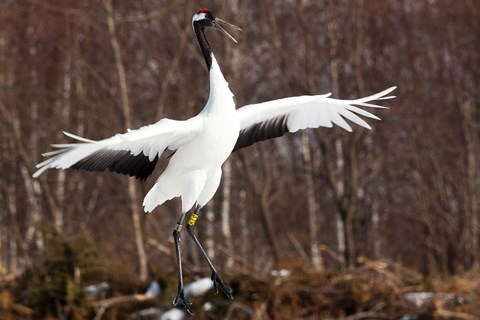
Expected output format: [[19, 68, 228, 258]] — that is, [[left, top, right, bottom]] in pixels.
[[172, 212, 193, 314], [186, 206, 234, 299]]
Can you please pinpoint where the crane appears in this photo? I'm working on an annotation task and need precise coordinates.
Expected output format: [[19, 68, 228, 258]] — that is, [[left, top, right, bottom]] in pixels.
[[33, 8, 396, 312]]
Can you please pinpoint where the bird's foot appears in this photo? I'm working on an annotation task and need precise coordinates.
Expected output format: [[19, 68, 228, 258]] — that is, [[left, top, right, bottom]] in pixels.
[[173, 288, 193, 314], [211, 271, 234, 299]]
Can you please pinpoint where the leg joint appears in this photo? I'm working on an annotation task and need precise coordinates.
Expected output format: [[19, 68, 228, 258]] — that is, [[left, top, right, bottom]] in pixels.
[[173, 224, 182, 238]]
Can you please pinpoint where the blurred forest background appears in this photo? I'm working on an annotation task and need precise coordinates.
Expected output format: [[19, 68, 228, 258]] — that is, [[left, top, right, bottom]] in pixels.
[[1, 0, 479, 319]]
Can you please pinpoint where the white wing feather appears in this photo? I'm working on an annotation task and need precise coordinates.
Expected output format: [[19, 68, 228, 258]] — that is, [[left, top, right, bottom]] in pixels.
[[236, 86, 396, 133], [33, 116, 203, 178]]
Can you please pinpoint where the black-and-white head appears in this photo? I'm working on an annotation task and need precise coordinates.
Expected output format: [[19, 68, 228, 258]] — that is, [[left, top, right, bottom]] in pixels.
[[192, 8, 241, 43], [191, 8, 242, 70], [192, 8, 216, 28]]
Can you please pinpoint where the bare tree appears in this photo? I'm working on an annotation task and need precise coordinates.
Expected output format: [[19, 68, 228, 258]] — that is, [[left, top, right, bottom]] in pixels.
[[103, 0, 147, 281]]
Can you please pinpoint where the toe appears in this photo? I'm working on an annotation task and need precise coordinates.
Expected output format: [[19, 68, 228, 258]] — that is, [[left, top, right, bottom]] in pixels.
[[212, 273, 234, 299], [173, 290, 193, 314]]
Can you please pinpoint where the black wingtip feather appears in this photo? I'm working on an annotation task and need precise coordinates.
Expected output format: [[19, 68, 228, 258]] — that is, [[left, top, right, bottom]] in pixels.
[[71, 149, 159, 181]]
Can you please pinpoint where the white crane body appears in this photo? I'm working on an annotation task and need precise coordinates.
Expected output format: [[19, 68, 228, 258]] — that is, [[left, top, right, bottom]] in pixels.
[[143, 55, 239, 213]]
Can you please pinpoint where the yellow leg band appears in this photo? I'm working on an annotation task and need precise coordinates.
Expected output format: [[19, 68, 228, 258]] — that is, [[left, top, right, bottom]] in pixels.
[[188, 213, 199, 227]]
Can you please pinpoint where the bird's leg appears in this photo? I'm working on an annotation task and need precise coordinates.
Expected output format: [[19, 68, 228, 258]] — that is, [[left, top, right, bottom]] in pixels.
[[186, 206, 234, 299], [172, 212, 193, 314]]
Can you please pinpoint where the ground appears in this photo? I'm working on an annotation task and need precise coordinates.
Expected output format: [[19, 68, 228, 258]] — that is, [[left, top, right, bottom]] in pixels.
[[1, 258, 479, 319]]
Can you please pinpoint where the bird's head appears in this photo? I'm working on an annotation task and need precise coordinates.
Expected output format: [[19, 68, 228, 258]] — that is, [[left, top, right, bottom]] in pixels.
[[192, 8, 242, 43]]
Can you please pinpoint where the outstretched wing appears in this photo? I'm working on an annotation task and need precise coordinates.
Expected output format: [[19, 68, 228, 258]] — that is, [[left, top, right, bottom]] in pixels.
[[33, 117, 203, 181], [233, 87, 396, 151]]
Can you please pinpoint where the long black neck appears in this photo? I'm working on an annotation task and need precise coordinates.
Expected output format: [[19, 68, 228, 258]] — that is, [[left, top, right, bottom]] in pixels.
[[194, 22, 213, 70]]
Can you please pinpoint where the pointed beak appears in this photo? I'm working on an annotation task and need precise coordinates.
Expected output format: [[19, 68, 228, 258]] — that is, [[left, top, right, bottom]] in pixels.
[[212, 17, 242, 43]]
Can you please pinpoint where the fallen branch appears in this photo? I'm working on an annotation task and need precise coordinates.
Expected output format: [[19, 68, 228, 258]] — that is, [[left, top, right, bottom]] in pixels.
[[91, 294, 155, 320]]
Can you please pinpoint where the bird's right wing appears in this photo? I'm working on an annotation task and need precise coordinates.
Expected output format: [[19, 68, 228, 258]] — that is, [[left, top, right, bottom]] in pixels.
[[33, 117, 203, 181], [233, 87, 396, 151]]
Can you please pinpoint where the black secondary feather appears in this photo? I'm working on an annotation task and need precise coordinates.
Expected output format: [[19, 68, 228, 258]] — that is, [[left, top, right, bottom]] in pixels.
[[233, 115, 289, 151], [71, 149, 158, 181]]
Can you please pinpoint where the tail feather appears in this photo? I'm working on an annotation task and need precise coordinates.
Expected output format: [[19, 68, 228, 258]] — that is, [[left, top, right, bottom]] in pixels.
[[143, 182, 178, 213], [142, 169, 207, 213]]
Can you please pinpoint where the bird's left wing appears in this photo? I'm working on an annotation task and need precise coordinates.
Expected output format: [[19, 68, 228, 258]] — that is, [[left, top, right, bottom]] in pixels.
[[33, 117, 203, 181], [233, 86, 396, 151]]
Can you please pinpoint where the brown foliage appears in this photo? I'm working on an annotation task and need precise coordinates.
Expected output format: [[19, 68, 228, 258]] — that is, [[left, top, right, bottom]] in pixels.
[[2, 258, 479, 319]]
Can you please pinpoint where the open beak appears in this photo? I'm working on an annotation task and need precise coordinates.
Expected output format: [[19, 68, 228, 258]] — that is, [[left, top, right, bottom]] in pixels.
[[212, 17, 242, 43]]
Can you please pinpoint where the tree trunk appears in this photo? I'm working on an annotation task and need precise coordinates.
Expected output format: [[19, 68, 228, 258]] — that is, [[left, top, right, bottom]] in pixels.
[[325, 0, 348, 268], [4, 184, 18, 273], [104, 0, 148, 281], [371, 200, 381, 258], [220, 0, 240, 272], [221, 160, 234, 270], [447, 20, 480, 268], [301, 132, 324, 270], [54, 52, 73, 233], [239, 189, 249, 271], [205, 200, 215, 260]]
